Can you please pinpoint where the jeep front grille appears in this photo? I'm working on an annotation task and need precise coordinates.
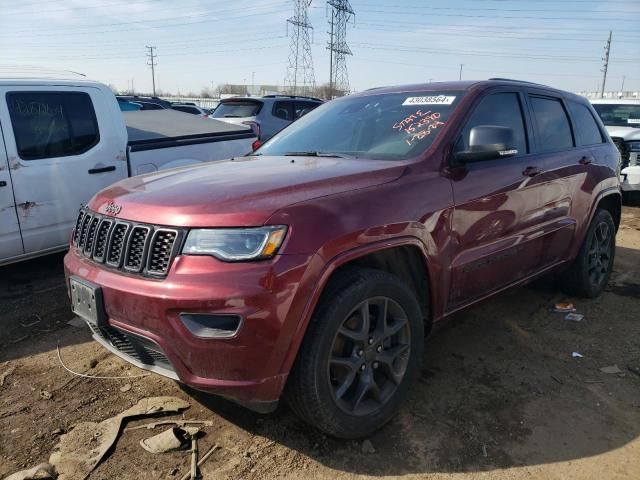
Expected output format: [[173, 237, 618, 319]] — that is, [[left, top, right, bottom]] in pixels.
[[72, 208, 182, 278]]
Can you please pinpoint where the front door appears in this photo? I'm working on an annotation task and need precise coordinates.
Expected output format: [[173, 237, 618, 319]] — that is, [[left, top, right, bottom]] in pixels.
[[0, 86, 127, 254], [0, 122, 23, 260], [448, 90, 548, 308]]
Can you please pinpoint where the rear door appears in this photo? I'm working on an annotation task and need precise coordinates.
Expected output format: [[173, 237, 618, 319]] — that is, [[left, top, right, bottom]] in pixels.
[[449, 89, 548, 307], [524, 91, 589, 265], [0, 86, 127, 254], [0, 123, 23, 260]]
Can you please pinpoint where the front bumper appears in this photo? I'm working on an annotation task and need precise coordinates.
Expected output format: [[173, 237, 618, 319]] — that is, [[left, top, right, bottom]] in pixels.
[[621, 166, 640, 192], [64, 248, 315, 408]]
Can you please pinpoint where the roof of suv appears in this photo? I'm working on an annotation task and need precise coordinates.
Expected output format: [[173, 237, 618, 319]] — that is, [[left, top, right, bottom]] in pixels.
[[219, 95, 323, 104], [359, 79, 578, 100]]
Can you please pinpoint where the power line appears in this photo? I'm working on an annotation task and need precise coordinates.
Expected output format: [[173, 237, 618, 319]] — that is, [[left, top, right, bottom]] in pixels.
[[0, 2, 290, 36], [146, 46, 157, 96], [354, 2, 640, 15], [355, 23, 640, 44], [284, 0, 316, 95], [354, 6, 640, 22], [350, 41, 639, 63]]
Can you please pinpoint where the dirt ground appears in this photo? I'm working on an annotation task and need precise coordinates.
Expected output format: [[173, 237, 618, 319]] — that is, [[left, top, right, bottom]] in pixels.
[[1, 207, 639, 480]]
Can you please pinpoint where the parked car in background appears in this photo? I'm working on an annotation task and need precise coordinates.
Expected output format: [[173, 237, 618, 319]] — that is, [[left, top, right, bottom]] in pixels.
[[591, 99, 640, 199], [209, 94, 323, 149], [65, 79, 620, 438], [116, 95, 171, 109], [133, 101, 165, 111], [171, 103, 208, 116], [116, 98, 142, 111], [0, 76, 255, 266]]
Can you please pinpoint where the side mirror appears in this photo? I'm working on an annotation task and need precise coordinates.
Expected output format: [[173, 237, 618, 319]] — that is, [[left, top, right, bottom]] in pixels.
[[453, 125, 518, 163]]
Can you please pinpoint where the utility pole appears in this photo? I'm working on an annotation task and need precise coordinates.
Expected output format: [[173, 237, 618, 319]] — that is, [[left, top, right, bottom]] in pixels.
[[459, 64, 463, 81], [621, 75, 626, 92], [284, 0, 316, 96], [146, 45, 157, 96], [600, 30, 612, 99]]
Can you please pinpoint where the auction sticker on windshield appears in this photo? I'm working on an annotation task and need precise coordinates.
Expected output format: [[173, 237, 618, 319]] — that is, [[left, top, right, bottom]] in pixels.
[[402, 95, 456, 106]]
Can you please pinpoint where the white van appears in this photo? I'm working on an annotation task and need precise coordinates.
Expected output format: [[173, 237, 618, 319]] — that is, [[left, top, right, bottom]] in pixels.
[[0, 76, 255, 265]]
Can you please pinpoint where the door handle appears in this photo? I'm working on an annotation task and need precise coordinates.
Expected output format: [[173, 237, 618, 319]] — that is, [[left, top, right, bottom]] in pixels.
[[88, 165, 116, 174], [579, 156, 594, 165], [0, 181, 6, 187], [522, 166, 542, 177]]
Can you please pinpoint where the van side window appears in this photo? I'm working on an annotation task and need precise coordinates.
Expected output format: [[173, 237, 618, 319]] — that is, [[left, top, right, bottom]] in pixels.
[[6, 92, 100, 160], [568, 101, 604, 146], [457, 92, 528, 155], [529, 96, 574, 151]]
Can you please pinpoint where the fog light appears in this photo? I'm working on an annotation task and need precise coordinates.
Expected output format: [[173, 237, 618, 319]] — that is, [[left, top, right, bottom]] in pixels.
[[179, 313, 242, 339]]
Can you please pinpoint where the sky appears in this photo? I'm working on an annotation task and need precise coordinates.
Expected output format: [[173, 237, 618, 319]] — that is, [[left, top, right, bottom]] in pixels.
[[0, 0, 639, 96]]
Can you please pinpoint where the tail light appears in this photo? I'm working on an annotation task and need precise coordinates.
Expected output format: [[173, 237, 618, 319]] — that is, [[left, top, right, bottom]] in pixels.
[[251, 139, 263, 151]]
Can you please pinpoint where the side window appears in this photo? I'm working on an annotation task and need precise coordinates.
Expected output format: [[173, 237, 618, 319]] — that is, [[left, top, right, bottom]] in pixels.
[[568, 101, 604, 146], [457, 92, 528, 155], [273, 101, 294, 121], [294, 101, 320, 119], [6, 92, 99, 160], [529, 96, 574, 151]]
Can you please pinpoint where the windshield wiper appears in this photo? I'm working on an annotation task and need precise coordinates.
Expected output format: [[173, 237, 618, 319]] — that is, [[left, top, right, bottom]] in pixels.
[[283, 151, 345, 158]]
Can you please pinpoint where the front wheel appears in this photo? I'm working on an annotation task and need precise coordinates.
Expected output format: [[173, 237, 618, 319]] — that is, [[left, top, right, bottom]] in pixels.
[[285, 268, 424, 438], [562, 208, 616, 298]]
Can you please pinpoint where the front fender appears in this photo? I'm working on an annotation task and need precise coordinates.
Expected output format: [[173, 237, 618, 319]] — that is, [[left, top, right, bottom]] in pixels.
[[275, 236, 433, 381]]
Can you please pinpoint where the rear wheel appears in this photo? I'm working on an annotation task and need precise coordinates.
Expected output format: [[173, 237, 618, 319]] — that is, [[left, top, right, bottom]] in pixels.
[[562, 208, 616, 298], [286, 268, 424, 438]]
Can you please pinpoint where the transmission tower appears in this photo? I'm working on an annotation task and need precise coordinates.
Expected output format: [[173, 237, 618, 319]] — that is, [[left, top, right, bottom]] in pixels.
[[327, 0, 354, 96], [284, 0, 316, 96]]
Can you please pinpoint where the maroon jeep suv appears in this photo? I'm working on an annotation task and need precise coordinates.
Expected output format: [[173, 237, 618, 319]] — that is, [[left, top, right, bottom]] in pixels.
[[65, 79, 621, 438]]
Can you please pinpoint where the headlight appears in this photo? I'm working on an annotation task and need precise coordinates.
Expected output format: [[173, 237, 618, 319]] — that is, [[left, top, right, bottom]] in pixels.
[[627, 141, 640, 152], [182, 226, 287, 261]]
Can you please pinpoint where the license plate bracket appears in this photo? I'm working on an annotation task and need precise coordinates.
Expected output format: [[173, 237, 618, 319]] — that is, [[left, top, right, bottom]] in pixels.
[[70, 276, 106, 327]]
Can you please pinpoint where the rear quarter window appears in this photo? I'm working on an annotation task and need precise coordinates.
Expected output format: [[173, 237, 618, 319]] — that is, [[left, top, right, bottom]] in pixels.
[[568, 101, 604, 146], [6, 91, 100, 160]]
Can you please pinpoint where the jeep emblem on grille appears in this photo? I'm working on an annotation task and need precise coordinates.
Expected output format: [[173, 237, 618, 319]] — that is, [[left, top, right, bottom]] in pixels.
[[104, 201, 122, 216]]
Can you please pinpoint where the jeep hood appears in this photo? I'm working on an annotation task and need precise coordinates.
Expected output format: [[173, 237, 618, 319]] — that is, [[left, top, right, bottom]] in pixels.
[[90, 155, 405, 227], [605, 126, 640, 141]]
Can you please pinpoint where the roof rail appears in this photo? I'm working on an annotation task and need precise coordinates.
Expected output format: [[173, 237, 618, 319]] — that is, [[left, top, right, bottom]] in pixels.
[[488, 78, 542, 85], [262, 94, 323, 102]]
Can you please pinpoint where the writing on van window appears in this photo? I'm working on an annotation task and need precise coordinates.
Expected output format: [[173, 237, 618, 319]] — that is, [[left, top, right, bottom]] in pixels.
[[393, 109, 445, 146], [10, 99, 63, 118]]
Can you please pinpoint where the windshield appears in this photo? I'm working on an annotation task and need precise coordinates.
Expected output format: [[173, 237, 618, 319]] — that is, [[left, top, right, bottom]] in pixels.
[[257, 91, 464, 160], [592, 103, 640, 127], [211, 101, 262, 118]]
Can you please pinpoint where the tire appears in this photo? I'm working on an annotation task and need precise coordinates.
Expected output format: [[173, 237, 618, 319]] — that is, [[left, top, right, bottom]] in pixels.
[[562, 208, 616, 298], [285, 267, 424, 438]]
